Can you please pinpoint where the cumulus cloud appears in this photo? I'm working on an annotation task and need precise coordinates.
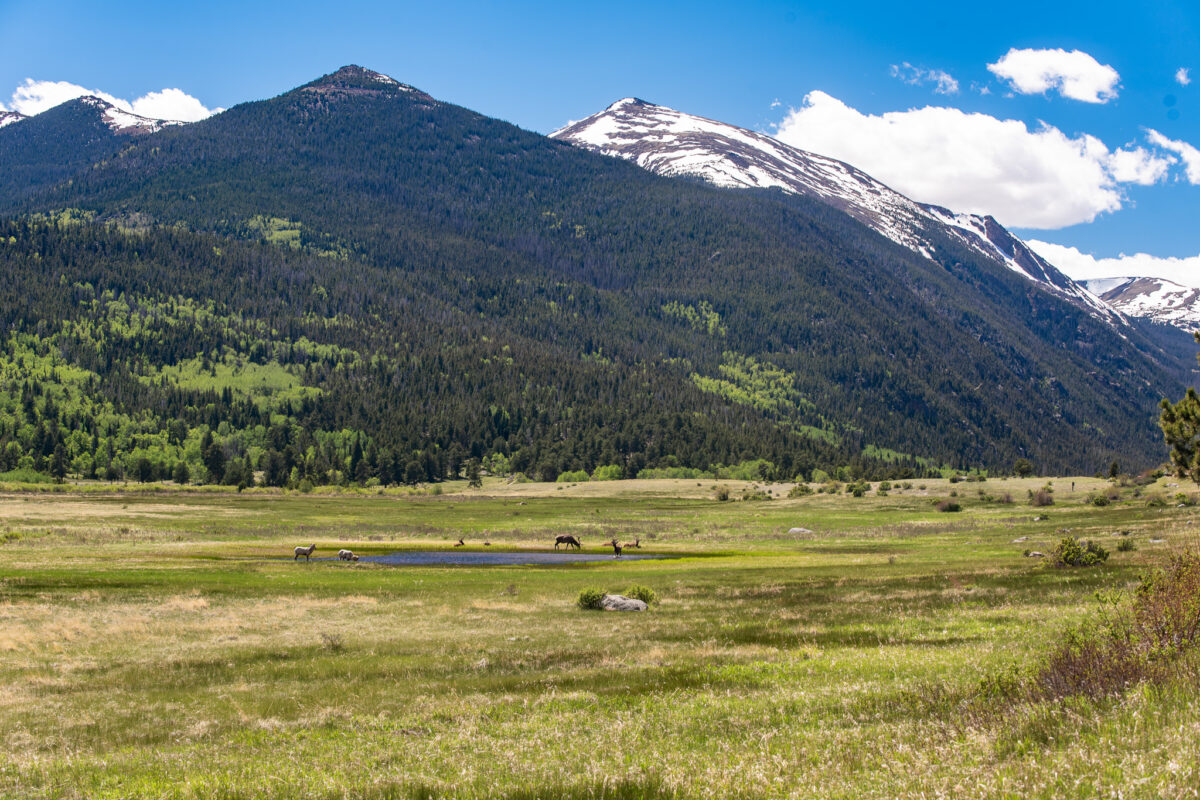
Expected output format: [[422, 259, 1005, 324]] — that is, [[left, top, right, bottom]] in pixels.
[[7, 79, 218, 122], [1146, 128, 1200, 183], [1027, 240, 1200, 289], [1177, 67, 1191, 86], [773, 91, 1171, 228], [987, 48, 1120, 103], [890, 63, 959, 95]]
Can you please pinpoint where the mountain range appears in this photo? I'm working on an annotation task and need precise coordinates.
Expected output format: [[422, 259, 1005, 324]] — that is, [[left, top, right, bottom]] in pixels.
[[551, 97, 1198, 333], [0, 65, 1194, 482]]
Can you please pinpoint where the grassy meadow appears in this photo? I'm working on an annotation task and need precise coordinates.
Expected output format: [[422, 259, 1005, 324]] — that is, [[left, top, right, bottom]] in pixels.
[[1, 475, 1199, 799]]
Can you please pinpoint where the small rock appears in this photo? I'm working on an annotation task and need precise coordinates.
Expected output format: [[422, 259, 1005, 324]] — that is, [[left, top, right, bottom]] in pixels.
[[1150, 538, 1166, 544], [1011, 536, 1029, 543], [788, 527, 813, 535], [600, 594, 648, 612], [1026, 551, 1046, 558]]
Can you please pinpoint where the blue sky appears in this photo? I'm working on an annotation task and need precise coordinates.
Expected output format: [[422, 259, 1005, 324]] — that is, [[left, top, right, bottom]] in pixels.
[[2, 0, 1198, 283]]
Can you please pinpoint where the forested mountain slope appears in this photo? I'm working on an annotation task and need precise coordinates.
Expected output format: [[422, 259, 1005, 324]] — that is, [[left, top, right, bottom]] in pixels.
[[0, 66, 1188, 476]]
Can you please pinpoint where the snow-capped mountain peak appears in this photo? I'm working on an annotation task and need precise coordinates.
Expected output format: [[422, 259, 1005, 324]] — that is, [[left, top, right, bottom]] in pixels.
[[1084, 277, 1200, 332], [76, 95, 185, 134], [0, 110, 25, 129], [551, 99, 1116, 322]]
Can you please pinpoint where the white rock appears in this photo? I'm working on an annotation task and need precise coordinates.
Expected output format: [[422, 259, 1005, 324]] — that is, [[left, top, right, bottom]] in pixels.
[[600, 594, 648, 612]]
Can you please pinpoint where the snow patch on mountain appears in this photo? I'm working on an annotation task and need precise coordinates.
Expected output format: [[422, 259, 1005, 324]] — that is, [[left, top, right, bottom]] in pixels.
[[552, 99, 1120, 323], [0, 110, 25, 129], [1085, 277, 1200, 332], [78, 96, 184, 134]]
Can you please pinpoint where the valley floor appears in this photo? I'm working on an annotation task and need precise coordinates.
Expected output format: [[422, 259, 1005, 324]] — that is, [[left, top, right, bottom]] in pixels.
[[1, 476, 1198, 799]]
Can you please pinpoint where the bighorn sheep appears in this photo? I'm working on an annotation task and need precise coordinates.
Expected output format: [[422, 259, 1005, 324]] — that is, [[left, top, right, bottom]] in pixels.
[[294, 544, 317, 561], [337, 549, 359, 561], [554, 535, 582, 550]]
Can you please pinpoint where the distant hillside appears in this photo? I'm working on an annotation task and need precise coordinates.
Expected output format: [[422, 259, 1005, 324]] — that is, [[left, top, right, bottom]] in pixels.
[[0, 66, 1190, 477]]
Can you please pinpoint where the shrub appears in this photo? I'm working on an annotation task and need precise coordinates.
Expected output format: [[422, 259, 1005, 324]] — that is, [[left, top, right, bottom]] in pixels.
[[577, 588, 606, 610], [713, 485, 730, 502], [741, 487, 771, 501], [1146, 493, 1168, 507], [1033, 550, 1200, 700], [591, 464, 624, 481], [788, 483, 813, 497], [948, 474, 963, 483], [878, 481, 892, 492], [1051, 536, 1109, 567], [995, 492, 1014, 504], [936, 500, 961, 513], [1090, 494, 1111, 507], [1116, 538, 1137, 552], [1031, 488, 1055, 507], [624, 585, 657, 605], [557, 470, 590, 483]]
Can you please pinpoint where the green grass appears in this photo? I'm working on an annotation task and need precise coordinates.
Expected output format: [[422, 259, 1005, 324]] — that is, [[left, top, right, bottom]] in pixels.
[[0, 476, 1198, 798]]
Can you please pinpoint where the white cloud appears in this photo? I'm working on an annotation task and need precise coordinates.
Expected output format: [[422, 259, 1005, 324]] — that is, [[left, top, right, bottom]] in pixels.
[[1177, 67, 1191, 86], [987, 48, 1120, 103], [7, 78, 217, 122], [773, 91, 1171, 228], [890, 62, 959, 95], [1027, 240, 1200, 289], [1107, 146, 1174, 184], [1146, 128, 1200, 183]]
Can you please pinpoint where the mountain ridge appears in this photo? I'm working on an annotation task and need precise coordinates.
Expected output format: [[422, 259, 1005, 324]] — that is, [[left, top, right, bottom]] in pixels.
[[0, 65, 1190, 475], [551, 97, 1115, 321], [1085, 276, 1200, 332]]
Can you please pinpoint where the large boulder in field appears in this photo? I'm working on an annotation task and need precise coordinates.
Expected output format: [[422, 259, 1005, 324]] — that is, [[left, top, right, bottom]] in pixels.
[[600, 594, 648, 612]]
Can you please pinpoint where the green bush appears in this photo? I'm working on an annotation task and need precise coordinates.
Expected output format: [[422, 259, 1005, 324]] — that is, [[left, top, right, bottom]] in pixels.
[[0, 468, 55, 484], [936, 500, 961, 513], [1090, 494, 1111, 507], [624, 585, 657, 605], [557, 470, 590, 483], [577, 588, 606, 610], [1052, 536, 1109, 567], [788, 483, 813, 497], [591, 464, 624, 481], [1116, 538, 1137, 553]]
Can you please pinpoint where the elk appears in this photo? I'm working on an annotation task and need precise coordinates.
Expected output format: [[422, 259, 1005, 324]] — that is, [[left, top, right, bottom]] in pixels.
[[294, 544, 317, 561], [610, 538, 623, 559], [554, 535, 582, 550], [454, 538, 465, 547]]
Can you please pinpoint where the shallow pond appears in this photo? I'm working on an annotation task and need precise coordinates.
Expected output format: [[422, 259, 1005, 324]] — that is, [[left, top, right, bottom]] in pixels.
[[329, 551, 672, 566]]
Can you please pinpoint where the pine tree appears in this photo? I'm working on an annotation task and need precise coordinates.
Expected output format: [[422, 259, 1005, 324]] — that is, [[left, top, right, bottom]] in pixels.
[[1159, 333, 1200, 483]]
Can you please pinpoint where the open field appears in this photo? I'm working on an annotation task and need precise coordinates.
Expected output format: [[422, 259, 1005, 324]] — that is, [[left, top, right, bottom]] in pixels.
[[1, 476, 1199, 799]]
